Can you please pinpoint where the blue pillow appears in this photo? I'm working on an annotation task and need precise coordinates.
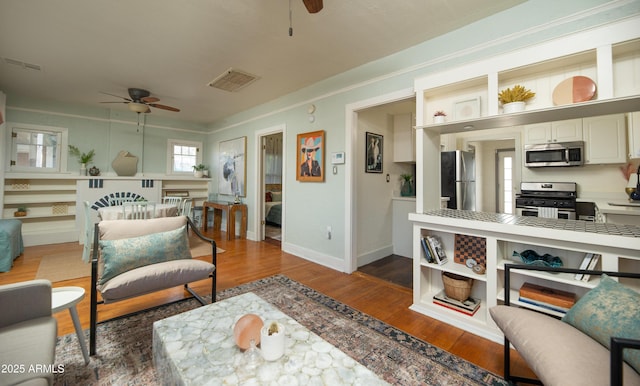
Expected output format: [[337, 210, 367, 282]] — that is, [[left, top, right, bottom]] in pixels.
[[99, 225, 191, 284], [562, 274, 640, 374]]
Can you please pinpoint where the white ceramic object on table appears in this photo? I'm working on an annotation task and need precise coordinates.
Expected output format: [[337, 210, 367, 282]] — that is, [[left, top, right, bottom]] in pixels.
[[260, 322, 285, 361]]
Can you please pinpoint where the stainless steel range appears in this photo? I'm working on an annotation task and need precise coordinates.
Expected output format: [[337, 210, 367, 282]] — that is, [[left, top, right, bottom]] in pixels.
[[515, 182, 577, 220]]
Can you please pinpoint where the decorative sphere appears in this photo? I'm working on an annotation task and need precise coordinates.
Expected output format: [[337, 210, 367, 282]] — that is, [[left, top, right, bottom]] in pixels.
[[233, 314, 264, 349], [626, 187, 636, 198]]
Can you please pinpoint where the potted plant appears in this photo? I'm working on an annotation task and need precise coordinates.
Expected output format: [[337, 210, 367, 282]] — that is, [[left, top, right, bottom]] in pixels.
[[498, 84, 535, 113], [193, 164, 206, 178], [14, 206, 27, 217], [68, 145, 95, 175], [400, 173, 414, 196], [433, 111, 447, 124]]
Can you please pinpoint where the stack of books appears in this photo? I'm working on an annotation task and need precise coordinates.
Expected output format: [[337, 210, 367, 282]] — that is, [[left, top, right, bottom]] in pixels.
[[433, 289, 480, 316], [420, 235, 448, 265], [518, 282, 576, 314], [575, 253, 601, 281]]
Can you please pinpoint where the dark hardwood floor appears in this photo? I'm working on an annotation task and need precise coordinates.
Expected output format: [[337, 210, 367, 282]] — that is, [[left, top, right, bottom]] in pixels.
[[0, 229, 535, 381], [358, 254, 413, 289]]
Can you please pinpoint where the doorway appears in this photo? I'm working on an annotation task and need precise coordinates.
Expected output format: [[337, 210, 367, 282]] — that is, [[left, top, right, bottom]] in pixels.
[[496, 149, 515, 214], [263, 132, 283, 243]]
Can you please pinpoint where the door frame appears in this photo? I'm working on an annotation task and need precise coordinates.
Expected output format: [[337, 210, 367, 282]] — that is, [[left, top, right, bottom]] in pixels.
[[253, 124, 286, 243]]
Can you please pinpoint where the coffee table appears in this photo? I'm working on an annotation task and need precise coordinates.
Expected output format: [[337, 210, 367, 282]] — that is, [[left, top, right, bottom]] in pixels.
[[152, 292, 388, 385]]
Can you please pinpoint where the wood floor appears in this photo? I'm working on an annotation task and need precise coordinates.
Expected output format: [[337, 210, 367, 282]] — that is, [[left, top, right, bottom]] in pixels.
[[0, 229, 535, 381]]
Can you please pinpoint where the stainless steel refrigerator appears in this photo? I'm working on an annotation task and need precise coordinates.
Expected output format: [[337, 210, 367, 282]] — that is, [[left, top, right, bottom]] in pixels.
[[441, 150, 476, 210]]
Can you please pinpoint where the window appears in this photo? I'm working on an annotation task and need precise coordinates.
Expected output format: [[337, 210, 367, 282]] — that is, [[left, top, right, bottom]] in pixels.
[[168, 140, 202, 174], [8, 124, 67, 172]]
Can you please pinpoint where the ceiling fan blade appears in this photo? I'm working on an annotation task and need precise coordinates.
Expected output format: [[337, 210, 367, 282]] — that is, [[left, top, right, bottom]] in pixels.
[[100, 101, 129, 104], [99, 91, 132, 102], [302, 0, 323, 13], [149, 103, 180, 112], [141, 96, 160, 103]]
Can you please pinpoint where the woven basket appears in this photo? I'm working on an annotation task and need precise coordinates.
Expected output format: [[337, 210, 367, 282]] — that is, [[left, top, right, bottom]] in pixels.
[[442, 272, 473, 302]]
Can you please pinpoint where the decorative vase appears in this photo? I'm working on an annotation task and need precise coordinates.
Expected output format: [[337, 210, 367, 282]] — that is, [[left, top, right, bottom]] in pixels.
[[80, 163, 87, 176], [111, 151, 138, 176], [13, 211, 27, 217], [433, 115, 446, 124], [260, 322, 285, 361], [401, 180, 413, 196], [194, 170, 204, 178], [502, 101, 526, 114], [631, 175, 640, 201], [89, 166, 100, 176]]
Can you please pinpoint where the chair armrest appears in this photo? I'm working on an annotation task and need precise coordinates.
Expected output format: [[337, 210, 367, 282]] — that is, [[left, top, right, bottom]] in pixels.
[[611, 337, 640, 386], [186, 216, 217, 266], [0, 279, 52, 328]]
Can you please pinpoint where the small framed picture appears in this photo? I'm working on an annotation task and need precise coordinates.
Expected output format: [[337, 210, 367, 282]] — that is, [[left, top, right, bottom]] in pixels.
[[297, 130, 325, 182], [453, 97, 481, 120], [365, 132, 383, 173]]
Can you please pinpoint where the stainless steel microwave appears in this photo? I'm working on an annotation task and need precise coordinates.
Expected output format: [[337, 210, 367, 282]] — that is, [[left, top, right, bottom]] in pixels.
[[524, 141, 584, 167]]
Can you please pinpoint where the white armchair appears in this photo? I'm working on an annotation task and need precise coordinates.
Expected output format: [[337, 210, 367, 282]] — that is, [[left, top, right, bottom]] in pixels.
[[0, 280, 58, 386]]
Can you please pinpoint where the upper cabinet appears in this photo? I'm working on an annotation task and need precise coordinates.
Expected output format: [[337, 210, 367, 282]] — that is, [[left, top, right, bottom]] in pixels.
[[583, 114, 626, 164], [523, 119, 583, 145], [628, 112, 640, 159]]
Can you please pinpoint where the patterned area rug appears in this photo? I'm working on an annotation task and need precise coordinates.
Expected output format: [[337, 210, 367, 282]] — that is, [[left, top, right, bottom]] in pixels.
[[54, 275, 507, 385]]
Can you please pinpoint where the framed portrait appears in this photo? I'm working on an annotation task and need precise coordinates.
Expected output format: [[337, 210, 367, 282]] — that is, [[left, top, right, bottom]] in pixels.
[[365, 132, 383, 173], [453, 96, 481, 120], [218, 136, 246, 197], [296, 130, 325, 182]]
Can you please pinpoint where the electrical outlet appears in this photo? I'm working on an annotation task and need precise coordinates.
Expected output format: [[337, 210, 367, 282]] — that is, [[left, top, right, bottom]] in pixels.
[[327, 226, 332, 240]]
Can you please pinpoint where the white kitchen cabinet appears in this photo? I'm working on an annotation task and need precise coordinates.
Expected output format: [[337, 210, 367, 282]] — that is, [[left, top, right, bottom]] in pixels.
[[583, 114, 626, 164], [628, 112, 640, 159], [523, 119, 583, 145], [393, 113, 415, 162]]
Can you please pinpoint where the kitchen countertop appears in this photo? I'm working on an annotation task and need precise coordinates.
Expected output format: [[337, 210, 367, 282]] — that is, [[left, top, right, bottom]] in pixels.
[[577, 197, 640, 216], [410, 210, 640, 253]]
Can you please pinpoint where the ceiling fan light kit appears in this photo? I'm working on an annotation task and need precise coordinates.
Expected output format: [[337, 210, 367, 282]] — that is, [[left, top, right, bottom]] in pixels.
[[129, 102, 150, 113]]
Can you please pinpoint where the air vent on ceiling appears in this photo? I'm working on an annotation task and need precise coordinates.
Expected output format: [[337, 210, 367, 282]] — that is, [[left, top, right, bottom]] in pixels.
[[3, 57, 42, 71], [208, 68, 259, 92]]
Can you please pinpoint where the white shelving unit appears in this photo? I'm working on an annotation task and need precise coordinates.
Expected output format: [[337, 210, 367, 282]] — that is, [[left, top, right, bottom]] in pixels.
[[410, 210, 640, 343]]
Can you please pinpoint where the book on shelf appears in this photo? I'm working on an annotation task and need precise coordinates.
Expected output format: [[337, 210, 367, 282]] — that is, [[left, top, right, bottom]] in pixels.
[[575, 253, 592, 281], [420, 237, 434, 263], [581, 254, 600, 282], [519, 282, 576, 310], [432, 289, 480, 316], [426, 235, 448, 265], [517, 297, 570, 314]]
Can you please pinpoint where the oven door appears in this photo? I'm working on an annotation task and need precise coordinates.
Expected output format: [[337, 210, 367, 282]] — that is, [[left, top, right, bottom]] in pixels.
[[516, 207, 576, 220]]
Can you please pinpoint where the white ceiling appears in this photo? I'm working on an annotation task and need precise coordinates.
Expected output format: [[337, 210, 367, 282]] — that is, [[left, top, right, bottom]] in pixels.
[[0, 0, 522, 125]]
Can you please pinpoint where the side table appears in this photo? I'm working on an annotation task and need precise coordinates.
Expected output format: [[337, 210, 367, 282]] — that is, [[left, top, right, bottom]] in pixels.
[[202, 201, 247, 240], [52, 286, 90, 365]]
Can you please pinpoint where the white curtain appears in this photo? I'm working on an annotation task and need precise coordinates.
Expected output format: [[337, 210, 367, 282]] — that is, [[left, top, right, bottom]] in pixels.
[[265, 133, 282, 184]]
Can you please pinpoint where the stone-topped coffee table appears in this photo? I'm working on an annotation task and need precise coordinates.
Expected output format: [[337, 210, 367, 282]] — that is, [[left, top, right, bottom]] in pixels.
[[152, 292, 388, 385]]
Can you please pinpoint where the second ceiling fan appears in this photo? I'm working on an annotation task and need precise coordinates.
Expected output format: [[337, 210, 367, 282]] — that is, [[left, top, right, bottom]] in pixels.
[[100, 88, 180, 114]]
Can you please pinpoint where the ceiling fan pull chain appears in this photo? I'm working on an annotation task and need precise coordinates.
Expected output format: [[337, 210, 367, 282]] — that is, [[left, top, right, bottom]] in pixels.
[[288, 0, 293, 36]]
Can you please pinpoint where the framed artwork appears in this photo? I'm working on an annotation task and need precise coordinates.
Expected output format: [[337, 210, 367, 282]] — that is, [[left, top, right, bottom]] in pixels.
[[296, 130, 325, 182], [453, 96, 481, 120], [365, 132, 383, 173], [218, 136, 246, 197]]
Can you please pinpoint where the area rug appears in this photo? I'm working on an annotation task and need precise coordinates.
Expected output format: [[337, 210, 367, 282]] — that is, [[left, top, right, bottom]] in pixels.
[[35, 239, 224, 283], [54, 275, 507, 385]]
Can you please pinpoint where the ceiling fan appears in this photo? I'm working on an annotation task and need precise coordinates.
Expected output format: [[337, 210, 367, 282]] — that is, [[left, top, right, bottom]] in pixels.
[[302, 0, 323, 13], [100, 88, 180, 114]]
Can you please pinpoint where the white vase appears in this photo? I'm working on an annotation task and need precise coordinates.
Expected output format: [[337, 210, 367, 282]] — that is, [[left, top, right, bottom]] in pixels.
[[502, 102, 526, 114], [260, 322, 285, 361], [433, 115, 446, 124], [80, 163, 87, 176], [194, 170, 204, 178], [111, 151, 138, 176]]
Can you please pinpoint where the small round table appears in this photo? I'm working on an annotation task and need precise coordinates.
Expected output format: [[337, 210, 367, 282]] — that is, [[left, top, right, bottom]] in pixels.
[[52, 286, 90, 365]]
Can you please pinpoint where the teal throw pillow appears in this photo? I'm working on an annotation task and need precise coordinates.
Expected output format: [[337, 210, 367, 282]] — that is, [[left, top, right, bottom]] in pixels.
[[99, 225, 191, 285], [562, 274, 640, 374]]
